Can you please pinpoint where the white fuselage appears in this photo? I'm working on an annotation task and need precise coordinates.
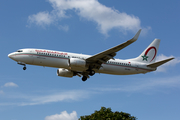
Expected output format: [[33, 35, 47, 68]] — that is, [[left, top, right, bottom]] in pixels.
[[8, 48, 155, 75]]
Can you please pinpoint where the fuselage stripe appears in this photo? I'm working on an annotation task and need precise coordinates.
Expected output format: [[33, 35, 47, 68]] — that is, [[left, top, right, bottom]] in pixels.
[[12, 53, 153, 72]]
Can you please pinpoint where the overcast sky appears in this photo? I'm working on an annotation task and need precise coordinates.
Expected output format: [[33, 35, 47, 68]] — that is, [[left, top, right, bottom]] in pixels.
[[1, 0, 180, 120]]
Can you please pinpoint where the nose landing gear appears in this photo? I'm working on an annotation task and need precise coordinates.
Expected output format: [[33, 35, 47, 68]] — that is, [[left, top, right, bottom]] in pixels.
[[17, 62, 27, 70], [23, 66, 27, 70]]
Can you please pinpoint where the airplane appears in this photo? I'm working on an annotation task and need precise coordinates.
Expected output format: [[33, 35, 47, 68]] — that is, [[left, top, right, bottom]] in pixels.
[[8, 29, 174, 81]]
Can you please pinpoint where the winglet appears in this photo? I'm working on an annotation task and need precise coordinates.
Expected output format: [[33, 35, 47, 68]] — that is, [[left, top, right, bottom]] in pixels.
[[132, 29, 141, 41]]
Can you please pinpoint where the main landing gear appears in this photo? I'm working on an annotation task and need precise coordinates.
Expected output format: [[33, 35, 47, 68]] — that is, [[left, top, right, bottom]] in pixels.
[[81, 70, 95, 82], [89, 70, 95, 76], [82, 76, 87, 81], [17, 62, 27, 70]]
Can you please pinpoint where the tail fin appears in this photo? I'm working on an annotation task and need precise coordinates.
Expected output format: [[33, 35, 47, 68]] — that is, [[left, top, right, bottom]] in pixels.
[[132, 39, 160, 63]]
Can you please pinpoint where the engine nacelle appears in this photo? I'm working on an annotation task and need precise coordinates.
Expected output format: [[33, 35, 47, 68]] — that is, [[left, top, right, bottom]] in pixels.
[[68, 58, 86, 68], [57, 68, 74, 78]]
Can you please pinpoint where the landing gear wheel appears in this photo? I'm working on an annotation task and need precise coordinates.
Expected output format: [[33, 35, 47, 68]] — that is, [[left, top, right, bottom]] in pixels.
[[89, 70, 95, 76], [82, 76, 87, 81], [23, 66, 26, 70]]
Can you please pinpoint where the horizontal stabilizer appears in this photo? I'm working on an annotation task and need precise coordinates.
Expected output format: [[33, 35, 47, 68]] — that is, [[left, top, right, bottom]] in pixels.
[[147, 57, 174, 68]]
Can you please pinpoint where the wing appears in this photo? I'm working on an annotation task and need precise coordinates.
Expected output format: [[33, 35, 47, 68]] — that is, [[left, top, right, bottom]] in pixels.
[[86, 29, 141, 69]]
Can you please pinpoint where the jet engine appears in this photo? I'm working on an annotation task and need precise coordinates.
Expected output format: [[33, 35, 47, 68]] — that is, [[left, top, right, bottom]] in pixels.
[[57, 68, 74, 78], [68, 58, 86, 68]]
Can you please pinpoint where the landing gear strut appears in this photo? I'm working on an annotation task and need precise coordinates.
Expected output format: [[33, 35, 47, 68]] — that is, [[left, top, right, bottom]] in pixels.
[[17, 62, 27, 70]]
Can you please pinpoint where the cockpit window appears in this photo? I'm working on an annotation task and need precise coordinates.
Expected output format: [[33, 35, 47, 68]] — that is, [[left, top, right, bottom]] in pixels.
[[16, 50, 23, 52]]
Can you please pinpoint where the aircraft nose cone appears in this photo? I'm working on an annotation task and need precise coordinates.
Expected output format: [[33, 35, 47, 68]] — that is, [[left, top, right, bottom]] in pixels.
[[8, 53, 11, 58], [8, 53, 14, 59]]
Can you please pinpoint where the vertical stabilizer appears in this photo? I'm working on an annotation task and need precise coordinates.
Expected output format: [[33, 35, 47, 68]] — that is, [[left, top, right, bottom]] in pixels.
[[132, 39, 160, 63]]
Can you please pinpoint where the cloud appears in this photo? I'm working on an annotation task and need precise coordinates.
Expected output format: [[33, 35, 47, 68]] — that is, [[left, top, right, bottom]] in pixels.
[[93, 75, 180, 93], [0, 75, 180, 106], [58, 25, 69, 31], [28, 0, 149, 35], [0, 90, 4, 94], [28, 11, 54, 27], [45, 111, 78, 120], [4, 82, 18, 87], [20, 90, 89, 106], [0, 90, 90, 106], [156, 54, 180, 72]]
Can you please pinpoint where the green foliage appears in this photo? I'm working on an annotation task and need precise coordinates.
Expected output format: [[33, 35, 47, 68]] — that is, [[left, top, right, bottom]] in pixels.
[[79, 107, 137, 120]]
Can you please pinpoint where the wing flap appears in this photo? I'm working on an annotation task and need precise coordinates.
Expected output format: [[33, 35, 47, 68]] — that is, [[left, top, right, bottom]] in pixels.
[[147, 57, 174, 68]]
